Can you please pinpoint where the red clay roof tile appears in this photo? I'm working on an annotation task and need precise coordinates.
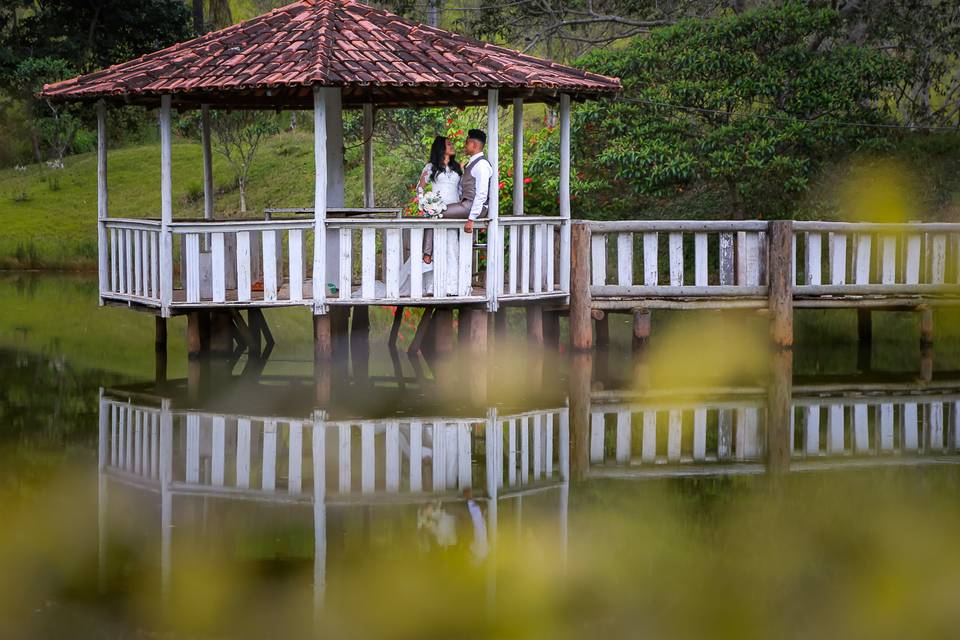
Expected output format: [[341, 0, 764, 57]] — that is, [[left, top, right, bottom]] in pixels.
[[40, 0, 619, 107]]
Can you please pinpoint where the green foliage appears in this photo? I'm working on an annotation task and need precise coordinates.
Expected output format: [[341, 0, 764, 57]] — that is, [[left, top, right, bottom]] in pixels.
[[571, 3, 904, 219]]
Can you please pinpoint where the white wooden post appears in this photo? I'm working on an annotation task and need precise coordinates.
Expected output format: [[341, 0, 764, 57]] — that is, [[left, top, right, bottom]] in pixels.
[[512, 98, 524, 216], [559, 93, 572, 293], [96, 100, 109, 303], [325, 88, 345, 289], [312, 86, 328, 311], [486, 88, 500, 310], [159, 95, 173, 316], [363, 103, 375, 208], [201, 104, 214, 220]]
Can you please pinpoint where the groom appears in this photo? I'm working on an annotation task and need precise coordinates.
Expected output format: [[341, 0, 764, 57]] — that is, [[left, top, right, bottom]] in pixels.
[[424, 128, 492, 260]]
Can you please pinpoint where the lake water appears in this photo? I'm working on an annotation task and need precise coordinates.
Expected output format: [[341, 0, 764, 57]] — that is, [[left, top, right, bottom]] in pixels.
[[3, 272, 960, 639]]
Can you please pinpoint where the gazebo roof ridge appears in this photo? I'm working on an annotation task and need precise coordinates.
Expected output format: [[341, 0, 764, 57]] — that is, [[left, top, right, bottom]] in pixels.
[[40, 0, 621, 108]]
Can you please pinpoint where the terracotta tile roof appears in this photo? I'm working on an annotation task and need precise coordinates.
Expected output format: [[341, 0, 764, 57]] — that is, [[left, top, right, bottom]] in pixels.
[[40, 0, 620, 108]]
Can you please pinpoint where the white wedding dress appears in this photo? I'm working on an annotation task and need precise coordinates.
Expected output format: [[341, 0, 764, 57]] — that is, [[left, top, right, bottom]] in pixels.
[[365, 163, 465, 298]]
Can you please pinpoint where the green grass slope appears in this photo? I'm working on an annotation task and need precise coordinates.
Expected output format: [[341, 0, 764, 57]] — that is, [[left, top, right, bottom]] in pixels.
[[0, 130, 418, 269]]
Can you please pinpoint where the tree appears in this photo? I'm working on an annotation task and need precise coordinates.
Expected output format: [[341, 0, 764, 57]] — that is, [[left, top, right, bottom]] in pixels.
[[210, 111, 279, 213], [563, 3, 903, 219]]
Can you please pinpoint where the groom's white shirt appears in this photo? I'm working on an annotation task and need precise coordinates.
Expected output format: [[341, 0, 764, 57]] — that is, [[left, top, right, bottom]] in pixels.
[[466, 151, 492, 220]]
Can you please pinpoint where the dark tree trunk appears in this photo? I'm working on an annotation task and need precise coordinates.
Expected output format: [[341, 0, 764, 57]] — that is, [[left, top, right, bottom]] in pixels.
[[725, 176, 744, 220], [193, 0, 205, 35]]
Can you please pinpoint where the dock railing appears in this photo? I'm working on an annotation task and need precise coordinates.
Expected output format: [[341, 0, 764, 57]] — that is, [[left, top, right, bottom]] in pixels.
[[576, 219, 960, 310], [99, 209, 571, 314]]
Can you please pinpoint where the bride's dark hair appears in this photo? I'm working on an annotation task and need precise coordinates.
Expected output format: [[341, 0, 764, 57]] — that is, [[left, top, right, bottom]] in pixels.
[[428, 135, 462, 182]]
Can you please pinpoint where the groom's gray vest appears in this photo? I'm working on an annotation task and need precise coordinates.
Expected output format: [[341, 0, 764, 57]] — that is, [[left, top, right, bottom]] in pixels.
[[459, 154, 490, 216]]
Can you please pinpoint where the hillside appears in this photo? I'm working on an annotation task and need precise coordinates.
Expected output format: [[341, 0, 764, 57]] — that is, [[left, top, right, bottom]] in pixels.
[[0, 129, 419, 269]]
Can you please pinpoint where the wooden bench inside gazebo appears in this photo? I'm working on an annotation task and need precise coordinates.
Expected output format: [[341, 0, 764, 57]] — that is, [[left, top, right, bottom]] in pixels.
[[41, 0, 620, 358]]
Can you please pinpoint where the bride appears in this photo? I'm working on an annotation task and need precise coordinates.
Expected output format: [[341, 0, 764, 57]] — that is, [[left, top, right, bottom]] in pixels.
[[418, 135, 462, 264]]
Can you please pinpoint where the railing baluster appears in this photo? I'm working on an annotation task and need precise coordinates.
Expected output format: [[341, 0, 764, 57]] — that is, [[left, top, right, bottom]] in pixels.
[[338, 424, 351, 493], [409, 421, 423, 492], [718, 233, 734, 286], [905, 233, 922, 284], [433, 226, 446, 299], [881, 235, 897, 284], [693, 409, 707, 461], [385, 228, 401, 298], [667, 410, 682, 462], [185, 413, 200, 483], [590, 232, 606, 288], [262, 420, 277, 491], [830, 233, 847, 285], [361, 228, 376, 299], [236, 231, 251, 302], [185, 233, 201, 303], [930, 234, 946, 284], [668, 232, 684, 286], [409, 228, 424, 299], [458, 226, 473, 297], [902, 403, 919, 451], [805, 232, 822, 286], [109, 228, 118, 293], [827, 405, 844, 454], [641, 411, 657, 463], [339, 228, 353, 300], [694, 233, 708, 286], [445, 230, 459, 300], [854, 234, 871, 284], [533, 224, 545, 293], [615, 410, 631, 463], [508, 224, 518, 294], [211, 232, 226, 303], [386, 421, 400, 492], [288, 229, 303, 302], [617, 232, 633, 287], [211, 416, 225, 486], [546, 225, 556, 292], [804, 406, 820, 455], [743, 232, 760, 287], [853, 404, 869, 452], [236, 418, 251, 489], [262, 230, 277, 301]]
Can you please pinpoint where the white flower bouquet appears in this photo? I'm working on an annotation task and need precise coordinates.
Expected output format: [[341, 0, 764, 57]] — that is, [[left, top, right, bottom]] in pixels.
[[418, 188, 446, 218]]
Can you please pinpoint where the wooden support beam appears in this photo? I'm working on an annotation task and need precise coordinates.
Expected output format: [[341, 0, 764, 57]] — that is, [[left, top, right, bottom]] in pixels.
[[559, 93, 572, 291], [493, 308, 509, 343], [158, 94, 173, 316], [313, 314, 332, 362], [632, 308, 651, 350], [96, 100, 109, 303], [312, 86, 328, 311], [388, 306, 404, 347], [513, 98, 524, 216], [408, 308, 433, 356], [569, 222, 592, 350], [768, 220, 794, 349], [331, 307, 350, 358], [155, 317, 167, 353], [462, 308, 489, 355]]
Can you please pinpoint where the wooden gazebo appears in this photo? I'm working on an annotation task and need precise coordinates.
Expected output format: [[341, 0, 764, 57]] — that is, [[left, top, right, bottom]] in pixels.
[[41, 0, 620, 357]]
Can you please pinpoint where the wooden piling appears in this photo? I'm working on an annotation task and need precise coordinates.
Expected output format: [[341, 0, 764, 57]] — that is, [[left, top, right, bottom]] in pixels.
[[331, 307, 350, 358], [493, 308, 508, 343], [856, 309, 871, 372], [593, 310, 609, 348], [919, 306, 933, 347], [187, 311, 203, 357], [526, 305, 544, 347], [632, 308, 651, 350], [432, 308, 455, 355], [351, 306, 370, 384], [408, 308, 433, 356], [570, 222, 593, 350], [313, 314, 332, 362], [767, 220, 794, 349], [209, 310, 234, 356], [766, 349, 793, 475], [155, 317, 167, 353], [569, 351, 592, 480], [461, 308, 489, 355], [543, 310, 560, 349]]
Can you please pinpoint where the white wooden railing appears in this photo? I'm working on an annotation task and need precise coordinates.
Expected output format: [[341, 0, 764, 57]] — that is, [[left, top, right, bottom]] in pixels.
[[100, 391, 568, 501], [170, 219, 315, 307], [498, 216, 568, 300], [586, 220, 769, 301], [324, 218, 487, 305], [793, 222, 960, 296], [103, 218, 163, 304], [587, 387, 960, 476]]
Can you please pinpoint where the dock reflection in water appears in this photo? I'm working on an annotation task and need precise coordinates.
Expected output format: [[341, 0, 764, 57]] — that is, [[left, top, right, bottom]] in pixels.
[[97, 362, 960, 622]]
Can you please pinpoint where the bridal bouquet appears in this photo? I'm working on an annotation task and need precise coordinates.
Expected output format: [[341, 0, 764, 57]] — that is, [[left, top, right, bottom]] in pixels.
[[418, 188, 446, 218]]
